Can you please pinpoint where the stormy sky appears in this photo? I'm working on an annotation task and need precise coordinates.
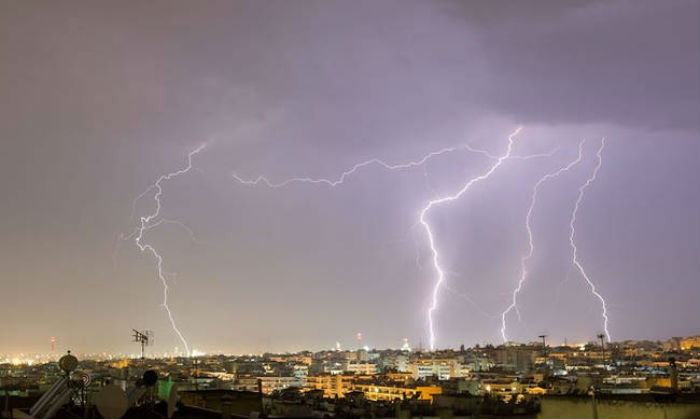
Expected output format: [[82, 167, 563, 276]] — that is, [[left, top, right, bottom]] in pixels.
[[1, 0, 698, 355]]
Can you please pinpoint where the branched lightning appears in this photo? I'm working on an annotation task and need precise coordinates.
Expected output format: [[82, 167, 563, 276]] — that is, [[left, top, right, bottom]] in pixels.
[[233, 147, 461, 188], [114, 126, 607, 353], [231, 127, 585, 350], [131, 144, 206, 356], [232, 142, 554, 188], [124, 218, 204, 245], [466, 145, 559, 161], [500, 139, 587, 343], [421, 127, 522, 350], [569, 138, 611, 342]]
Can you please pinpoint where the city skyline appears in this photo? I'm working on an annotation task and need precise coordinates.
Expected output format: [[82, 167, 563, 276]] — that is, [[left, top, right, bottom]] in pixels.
[[1, 1, 698, 355], [4, 332, 699, 365]]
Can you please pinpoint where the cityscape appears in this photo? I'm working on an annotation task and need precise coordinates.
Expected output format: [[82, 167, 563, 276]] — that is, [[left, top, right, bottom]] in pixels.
[[2, 334, 700, 418], [1, 1, 699, 418]]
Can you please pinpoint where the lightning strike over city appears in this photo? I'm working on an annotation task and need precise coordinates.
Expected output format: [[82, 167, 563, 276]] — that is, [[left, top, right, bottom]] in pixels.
[[500, 139, 587, 343], [422, 127, 521, 350], [231, 126, 557, 351], [129, 144, 206, 356], [569, 138, 612, 342], [2, 2, 698, 418]]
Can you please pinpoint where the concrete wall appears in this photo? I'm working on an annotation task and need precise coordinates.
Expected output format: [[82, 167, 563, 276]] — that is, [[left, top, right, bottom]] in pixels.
[[538, 395, 700, 419], [180, 390, 262, 418]]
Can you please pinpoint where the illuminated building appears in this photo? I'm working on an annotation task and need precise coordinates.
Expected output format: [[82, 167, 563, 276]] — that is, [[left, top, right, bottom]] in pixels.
[[407, 360, 455, 380], [344, 361, 378, 375], [351, 382, 442, 402], [305, 374, 358, 398], [304, 374, 441, 402]]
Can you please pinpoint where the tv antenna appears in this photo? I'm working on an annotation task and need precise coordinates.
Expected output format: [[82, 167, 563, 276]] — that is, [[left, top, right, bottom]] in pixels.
[[132, 329, 153, 359]]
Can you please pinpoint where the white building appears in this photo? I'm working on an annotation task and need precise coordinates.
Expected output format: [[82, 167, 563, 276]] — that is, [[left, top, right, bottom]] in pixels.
[[293, 365, 308, 386], [408, 360, 454, 380], [344, 361, 378, 375]]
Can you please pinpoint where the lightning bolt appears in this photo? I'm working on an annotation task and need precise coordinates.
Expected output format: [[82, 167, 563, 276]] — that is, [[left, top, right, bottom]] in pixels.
[[131, 144, 206, 356], [233, 146, 474, 188], [232, 143, 554, 188], [421, 127, 522, 350], [570, 138, 611, 342], [500, 139, 587, 343], [231, 126, 568, 350]]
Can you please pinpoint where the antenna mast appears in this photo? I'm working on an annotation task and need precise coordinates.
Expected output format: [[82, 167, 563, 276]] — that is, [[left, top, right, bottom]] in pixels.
[[132, 329, 152, 359]]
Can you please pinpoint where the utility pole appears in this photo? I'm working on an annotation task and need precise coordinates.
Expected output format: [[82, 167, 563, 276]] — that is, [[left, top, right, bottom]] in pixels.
[[597, 333, 606, 365], [539, 335, 548, 365]]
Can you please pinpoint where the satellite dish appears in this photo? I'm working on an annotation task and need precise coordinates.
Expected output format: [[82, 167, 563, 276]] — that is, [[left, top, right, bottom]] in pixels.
[[167, 383, 178, 419], [95, 385, 128, 419], [59, 353, 79, 373]]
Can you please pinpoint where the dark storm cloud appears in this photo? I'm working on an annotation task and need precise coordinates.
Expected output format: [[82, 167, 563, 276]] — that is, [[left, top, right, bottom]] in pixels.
[[460, 0, 700, 130]]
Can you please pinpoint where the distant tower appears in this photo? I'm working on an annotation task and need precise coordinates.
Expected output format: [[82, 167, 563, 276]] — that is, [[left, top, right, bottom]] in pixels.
[[356, 332, 363, 350], [50, 337, 56, 353], [401, 338, 411, 352], [539, 335, 548, 364]]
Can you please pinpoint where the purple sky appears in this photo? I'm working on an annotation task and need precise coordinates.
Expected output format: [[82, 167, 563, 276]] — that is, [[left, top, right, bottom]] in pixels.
[[1, 1, 698, 355]]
